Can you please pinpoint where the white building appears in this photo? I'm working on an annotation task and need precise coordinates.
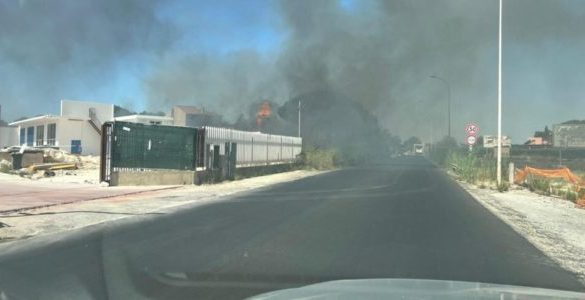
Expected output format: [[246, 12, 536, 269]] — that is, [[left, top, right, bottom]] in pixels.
[[9, 100, 114, 155], [0, 126, 18, 149], [114, 114, 174, 126]]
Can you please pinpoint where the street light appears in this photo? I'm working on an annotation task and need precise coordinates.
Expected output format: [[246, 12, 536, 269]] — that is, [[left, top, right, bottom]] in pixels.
[[298, 100, 301, 137], [497, 0, 503, 185], [429, 75, 452, 138]]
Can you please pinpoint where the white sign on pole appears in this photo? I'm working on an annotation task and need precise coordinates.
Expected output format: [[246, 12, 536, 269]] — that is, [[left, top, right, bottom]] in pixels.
[[467, 135, 477, 145]]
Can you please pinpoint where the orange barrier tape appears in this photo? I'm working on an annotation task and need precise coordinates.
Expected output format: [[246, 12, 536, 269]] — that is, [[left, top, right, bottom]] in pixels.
[[514, 166, 584, 186], [515, 167, 585, 204]]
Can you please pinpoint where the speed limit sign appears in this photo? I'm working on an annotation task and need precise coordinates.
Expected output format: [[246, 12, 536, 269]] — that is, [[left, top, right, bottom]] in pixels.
[[467, 135, 477, 145]]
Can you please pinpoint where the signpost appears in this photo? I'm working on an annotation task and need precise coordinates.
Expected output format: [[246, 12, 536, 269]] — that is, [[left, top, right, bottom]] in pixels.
[[465, 122, 480, 152]]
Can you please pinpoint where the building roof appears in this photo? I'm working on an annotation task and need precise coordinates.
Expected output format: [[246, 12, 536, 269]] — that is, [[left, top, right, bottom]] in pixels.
[[115, 114, 173, 121], [8, 115, 61, 126]]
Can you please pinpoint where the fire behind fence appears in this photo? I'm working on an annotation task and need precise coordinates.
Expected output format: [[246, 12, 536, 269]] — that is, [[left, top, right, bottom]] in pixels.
[[99, 121, 302, 184]]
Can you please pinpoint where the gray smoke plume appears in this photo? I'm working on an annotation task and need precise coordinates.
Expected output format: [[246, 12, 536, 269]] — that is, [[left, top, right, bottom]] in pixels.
[[0, 0, 175, 120], [2, 0, 584, 143], [145, 0, 585, 142]]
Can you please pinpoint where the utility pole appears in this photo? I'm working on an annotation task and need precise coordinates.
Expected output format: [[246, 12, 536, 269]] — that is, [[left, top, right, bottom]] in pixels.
[[298, 100, 301, 137], [497, 0, 503, 185]]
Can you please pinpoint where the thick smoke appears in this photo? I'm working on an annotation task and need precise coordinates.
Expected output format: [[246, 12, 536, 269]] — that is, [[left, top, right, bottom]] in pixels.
[[145, 0, 585, 142], [0, 0, 175, 120], [2, 0, 584, 143]]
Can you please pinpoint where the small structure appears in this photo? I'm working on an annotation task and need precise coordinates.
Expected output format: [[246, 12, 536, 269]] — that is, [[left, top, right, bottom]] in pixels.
[[553, 121, 585, 148], [525, 126, 553, 146], [172, 105, 222, 127], [482, 135, 512, 157], [9, 100, 114, 155]]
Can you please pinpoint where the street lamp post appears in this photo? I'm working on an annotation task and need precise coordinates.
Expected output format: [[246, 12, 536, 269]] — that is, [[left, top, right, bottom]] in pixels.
[[298, 100, 301, 137], [497, 0, 503, 185], [429, 75, 452, 138]]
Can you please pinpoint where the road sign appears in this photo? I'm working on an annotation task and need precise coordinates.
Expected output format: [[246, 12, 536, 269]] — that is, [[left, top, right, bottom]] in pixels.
[[467, 135, 477, 145], [465, 123, 480, 136]]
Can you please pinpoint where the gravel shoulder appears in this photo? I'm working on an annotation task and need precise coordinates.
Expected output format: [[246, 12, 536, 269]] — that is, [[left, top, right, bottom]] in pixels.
[[0, 170, 324, 245], [460, 181, 585, 284]]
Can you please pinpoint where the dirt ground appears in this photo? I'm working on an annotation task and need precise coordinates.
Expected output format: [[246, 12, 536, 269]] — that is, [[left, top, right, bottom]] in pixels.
[[460, 181, 585, 285]]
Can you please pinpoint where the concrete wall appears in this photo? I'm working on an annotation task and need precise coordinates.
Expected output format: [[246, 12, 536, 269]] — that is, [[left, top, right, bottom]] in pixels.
[[0, 126, 18, 148], [61, 99, 114, 123], [21, 152, 44, 168], [110, 170, 196, 186]]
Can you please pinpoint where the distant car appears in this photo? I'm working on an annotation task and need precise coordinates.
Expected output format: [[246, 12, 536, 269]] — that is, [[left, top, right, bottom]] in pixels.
[[413, 144, 424, 155]]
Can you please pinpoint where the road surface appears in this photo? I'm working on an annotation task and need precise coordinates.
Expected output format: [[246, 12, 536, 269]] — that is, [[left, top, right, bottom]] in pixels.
[[0, 156, 583, 299]]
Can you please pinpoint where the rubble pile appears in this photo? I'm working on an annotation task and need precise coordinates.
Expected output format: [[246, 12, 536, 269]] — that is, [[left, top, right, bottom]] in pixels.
[[0, 147, 100, 182]]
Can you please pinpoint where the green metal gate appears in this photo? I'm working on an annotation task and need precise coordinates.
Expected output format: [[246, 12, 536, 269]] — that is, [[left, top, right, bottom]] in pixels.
[[100, 122, 198, 183]]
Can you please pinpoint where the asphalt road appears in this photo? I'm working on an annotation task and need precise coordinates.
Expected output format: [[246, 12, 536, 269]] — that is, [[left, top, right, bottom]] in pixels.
[[0, 156, 583, 299]]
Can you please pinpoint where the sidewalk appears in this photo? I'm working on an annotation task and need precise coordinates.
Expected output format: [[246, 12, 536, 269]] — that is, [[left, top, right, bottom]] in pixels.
[[460, 181, 585, 285], [0, 173, 178, 213], [0, 170, 323, 243]]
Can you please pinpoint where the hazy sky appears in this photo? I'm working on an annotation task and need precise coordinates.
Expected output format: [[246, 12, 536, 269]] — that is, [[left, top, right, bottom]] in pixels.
[[1, 0, 584, 143]]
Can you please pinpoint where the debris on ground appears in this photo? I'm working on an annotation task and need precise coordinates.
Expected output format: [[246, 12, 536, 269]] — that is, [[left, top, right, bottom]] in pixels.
[[0, 160, 10, 173], [0, 147, 99, 183], [28, 162, 78, 173]]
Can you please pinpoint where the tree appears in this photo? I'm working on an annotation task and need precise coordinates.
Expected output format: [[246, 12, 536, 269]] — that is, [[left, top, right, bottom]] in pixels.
[[114, 105, 133, 117], [402, 136, 422, 152]]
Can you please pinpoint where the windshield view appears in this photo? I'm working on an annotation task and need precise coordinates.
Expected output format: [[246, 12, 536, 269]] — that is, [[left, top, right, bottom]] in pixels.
[[1, 0, 585, 299]]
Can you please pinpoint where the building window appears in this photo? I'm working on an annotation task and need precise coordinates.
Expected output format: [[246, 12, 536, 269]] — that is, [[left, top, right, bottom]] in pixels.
[[20, 128, 25, 145], [26, 127, 34, 146], [36, 125, 44, 146], [47, 123, 56, 146]]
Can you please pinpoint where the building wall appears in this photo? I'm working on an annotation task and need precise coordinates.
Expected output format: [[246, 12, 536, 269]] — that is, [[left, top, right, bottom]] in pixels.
[[61, 99, 114, 123], [56, 119, 101, 155], [14, 118, 60, 147], [13, 118, 101, 155], [172, 107, 187, 127], [0, 126, 18, 148], [553, 124, 585, 148]]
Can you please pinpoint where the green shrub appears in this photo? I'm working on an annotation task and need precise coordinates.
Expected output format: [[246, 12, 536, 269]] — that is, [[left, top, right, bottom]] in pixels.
[[527, 177, 551, 195], [446, 151, 498, 185], [302, 147, 338, 170], [497, 182, 510, 192], [566, 189, 578, 202]]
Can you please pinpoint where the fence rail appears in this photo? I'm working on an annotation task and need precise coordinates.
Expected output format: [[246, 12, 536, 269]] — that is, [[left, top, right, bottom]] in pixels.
[[100, 122, 302, 184]]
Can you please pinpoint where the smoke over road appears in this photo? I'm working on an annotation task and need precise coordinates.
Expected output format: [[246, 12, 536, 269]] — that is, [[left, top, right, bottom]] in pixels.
[[145, 0, 585, 142], [1, 0, 585, 143]]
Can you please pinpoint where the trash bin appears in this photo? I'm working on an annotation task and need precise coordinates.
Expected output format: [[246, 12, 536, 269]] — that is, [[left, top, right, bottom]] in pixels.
[[11, 153, 23, 170]]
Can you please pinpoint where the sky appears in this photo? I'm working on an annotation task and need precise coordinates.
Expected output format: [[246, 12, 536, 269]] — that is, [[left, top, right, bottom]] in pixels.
[[0, 0, 584, 143]]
